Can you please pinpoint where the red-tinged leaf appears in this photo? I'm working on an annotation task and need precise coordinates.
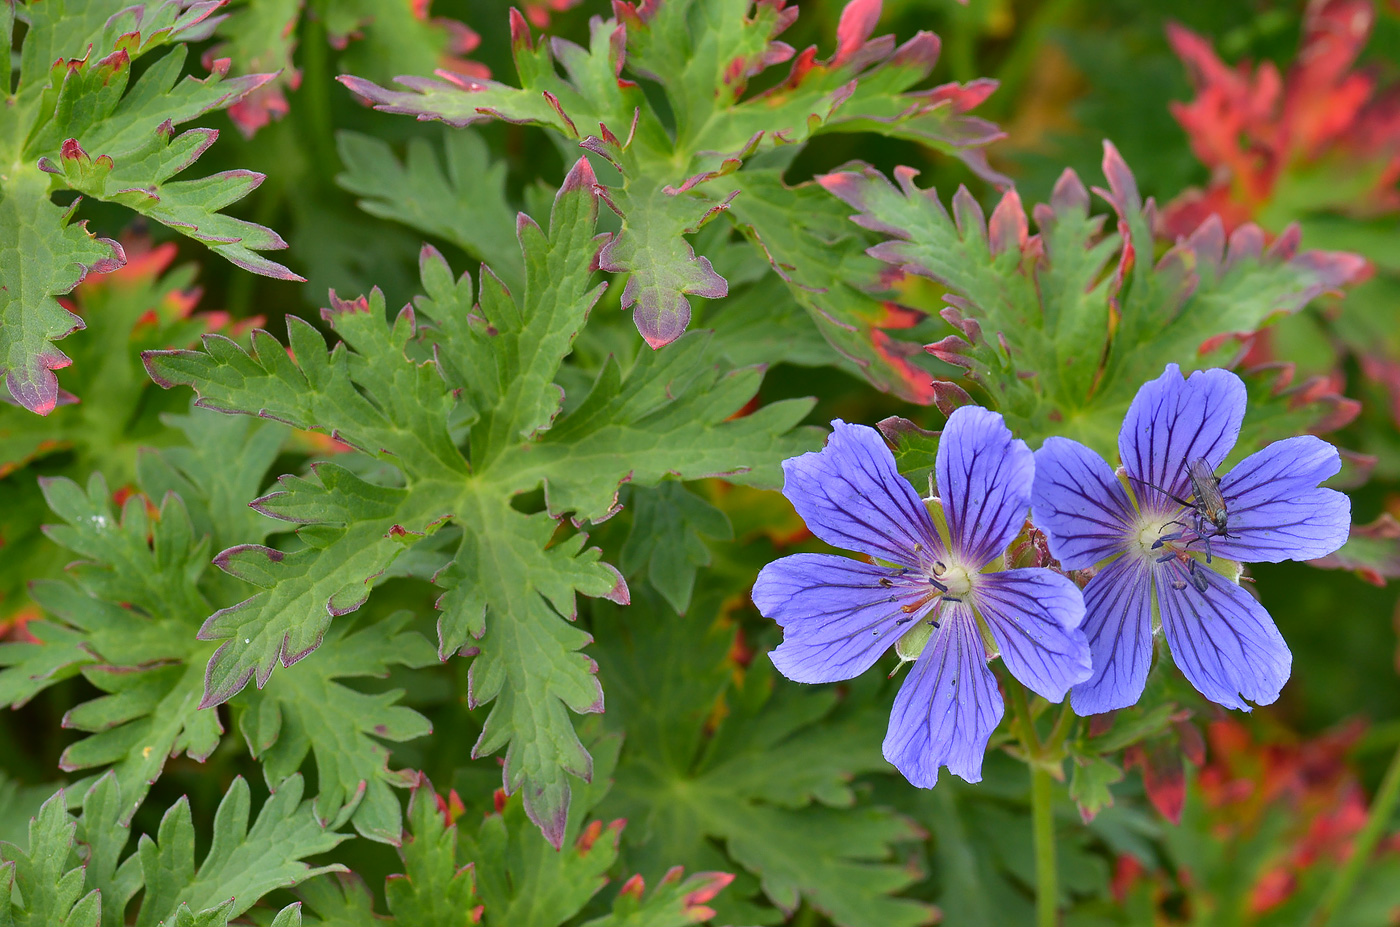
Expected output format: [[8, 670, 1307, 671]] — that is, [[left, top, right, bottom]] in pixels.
[[1, 3, 299, 414], [1308, 513, 1400, 586], [1124, 742, 1186, 825], [1163, 0, 1400, 237], [146, 174, 815, 848], [0, 172, 124, 415], [338, 0, 1006, 353], [582, 127, 731, 348], [822, 145, 1367, 452]]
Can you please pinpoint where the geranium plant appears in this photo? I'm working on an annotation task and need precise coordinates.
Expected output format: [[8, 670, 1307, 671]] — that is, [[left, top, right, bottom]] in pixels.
[[0, 1, 1396, 925]]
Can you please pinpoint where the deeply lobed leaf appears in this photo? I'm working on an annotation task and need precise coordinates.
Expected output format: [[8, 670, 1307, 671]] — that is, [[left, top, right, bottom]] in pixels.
[[144, 160, 818, 843], [337, 0, 1002, 399], [820, 143, 1367, 453], [0, 0, 299, 414]]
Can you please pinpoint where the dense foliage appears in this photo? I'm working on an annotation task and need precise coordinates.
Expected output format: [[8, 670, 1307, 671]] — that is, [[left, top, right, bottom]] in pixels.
[[0, 0, 1397, 924]]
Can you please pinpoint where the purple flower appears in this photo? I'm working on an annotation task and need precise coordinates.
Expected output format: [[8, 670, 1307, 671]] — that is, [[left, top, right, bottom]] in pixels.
[[753, 407, 1091, 787], [1031, 364, 1351, 716]]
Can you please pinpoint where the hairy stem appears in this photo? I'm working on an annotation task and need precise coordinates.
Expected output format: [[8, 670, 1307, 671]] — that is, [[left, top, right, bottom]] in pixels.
[[1309, 739, 1400, 925]]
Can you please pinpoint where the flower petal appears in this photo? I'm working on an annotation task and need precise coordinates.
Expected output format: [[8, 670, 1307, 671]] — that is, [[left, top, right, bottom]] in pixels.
[[883, 603, 1003, 786], [977, 569, 1091, 702], [1157, 565, 1291, 711], [1118, 364, 1245, 511], [1210, 435, 1351, 563], [1032, 437, 1136, 570], [1070, 556, 1155, 715], [755, 553, 936, 684], [937, 405, 1034, 566], [783, 420, 941, 566]]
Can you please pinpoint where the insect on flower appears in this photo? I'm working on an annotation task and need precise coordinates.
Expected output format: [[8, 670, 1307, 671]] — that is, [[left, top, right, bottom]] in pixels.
[[1031, 364, 1351, 715], [1129, 456, 1235, 592], [752, 407, 1091, 787]]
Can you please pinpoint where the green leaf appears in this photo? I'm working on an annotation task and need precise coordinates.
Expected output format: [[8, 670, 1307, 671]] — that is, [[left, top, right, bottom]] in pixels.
[[620, 482, 732, 614], [132, 775, 346, 927], [4, 773, 340, 927], [44, 128, 294, 281], [135, 407, 287, 553], [581, 868, 733, 927], [382, 779, 481, 923], [1069, 756, 1124, 823], [0, 776, 62, 849], [336, 130, 522, 289], [2, 475, 217, 820], [144, 162, 815, 843], [593, 590, 932, 927], [461, 735, 626, 927], [0, 1, 299, 413], [238, 613, 436, 843], [721, 169, 939, 405], [820, 143, 1368, 452], [583, 129, 729, 349], [196, 461, 451, 709], [294, 874, 382, 927], [875, 416, 941, 494], [337, 0, 1003, 350], [297, 748, 724, 926], [0, 169, 123, 414], [74, 774, 142, 927], [1308, 513, 1400, 586], [0, 408, 289, 823], [0, 788, 94, 927]]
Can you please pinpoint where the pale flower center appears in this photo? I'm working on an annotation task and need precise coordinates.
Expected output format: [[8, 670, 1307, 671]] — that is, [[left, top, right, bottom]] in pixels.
[[939, 564, 974, 598], [1133, 516, 1178, 559]]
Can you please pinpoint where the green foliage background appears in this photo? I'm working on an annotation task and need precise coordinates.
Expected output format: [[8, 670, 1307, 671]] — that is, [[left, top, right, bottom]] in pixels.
[[0, 0, 1398, 924]]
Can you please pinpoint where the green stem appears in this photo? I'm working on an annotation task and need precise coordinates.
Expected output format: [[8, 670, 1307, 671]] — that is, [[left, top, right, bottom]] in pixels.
[[1309, 739, 1400, 926], [1008, 679, 1059, 927], [1008, 675, 1041, 752], [1031, 763, 1059, 927], [1043, 701, 1077, 757]]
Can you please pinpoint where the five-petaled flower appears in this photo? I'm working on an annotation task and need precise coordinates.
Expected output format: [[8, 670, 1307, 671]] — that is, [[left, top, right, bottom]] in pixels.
[[752, 407, 1092, 787], [1032, 364, 1351, 716]]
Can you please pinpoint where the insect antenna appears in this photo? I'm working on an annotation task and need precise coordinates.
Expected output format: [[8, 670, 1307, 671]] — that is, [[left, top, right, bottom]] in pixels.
[[1125, 473, 1196, 509]]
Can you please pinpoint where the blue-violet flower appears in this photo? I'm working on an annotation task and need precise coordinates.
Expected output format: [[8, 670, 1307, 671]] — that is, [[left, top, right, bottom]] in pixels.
[[753, 406, 1092, 787], [1031, 364, 1351, 716]]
